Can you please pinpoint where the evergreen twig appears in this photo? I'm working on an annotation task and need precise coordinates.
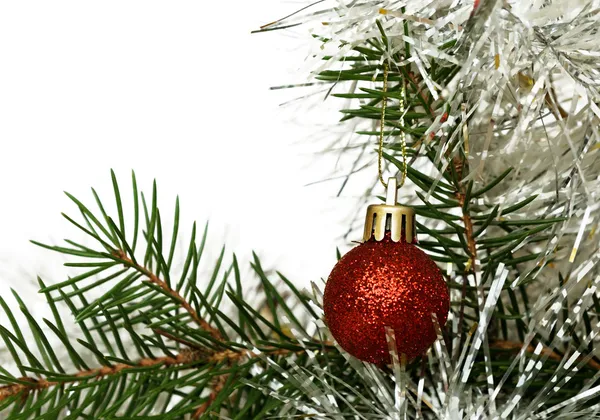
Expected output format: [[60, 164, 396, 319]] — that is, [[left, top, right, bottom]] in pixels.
[[0, 349, 203, 403], [113, 250, 222, 340]]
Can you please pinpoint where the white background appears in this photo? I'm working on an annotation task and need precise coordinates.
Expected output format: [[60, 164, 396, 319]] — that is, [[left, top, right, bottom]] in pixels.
[[0, 1, 371, 309]]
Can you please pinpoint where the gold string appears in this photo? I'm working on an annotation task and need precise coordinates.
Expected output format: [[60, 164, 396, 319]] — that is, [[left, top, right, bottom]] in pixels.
[[378, 62, 408, 190]]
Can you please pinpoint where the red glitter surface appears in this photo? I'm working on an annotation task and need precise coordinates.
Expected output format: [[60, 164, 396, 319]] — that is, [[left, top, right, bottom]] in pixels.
[[323, 237, 450, 364]]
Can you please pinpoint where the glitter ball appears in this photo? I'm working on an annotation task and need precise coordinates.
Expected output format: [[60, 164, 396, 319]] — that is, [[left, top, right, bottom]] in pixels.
[[323, 236, 450, 364]]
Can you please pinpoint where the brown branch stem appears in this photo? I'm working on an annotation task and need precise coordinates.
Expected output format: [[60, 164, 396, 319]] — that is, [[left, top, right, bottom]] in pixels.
[[460, 201, 477, 274], [0, 348, 203, 403], [0, 249, 315, 411], [192, 375, 227, 419], [452, 151, 478, 354], [0, 346, 297, 404], [115, 251, 222, 340]]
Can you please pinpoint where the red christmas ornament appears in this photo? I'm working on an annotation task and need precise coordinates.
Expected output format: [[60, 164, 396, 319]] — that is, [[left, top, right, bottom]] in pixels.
[[323, 178, 450, 364]]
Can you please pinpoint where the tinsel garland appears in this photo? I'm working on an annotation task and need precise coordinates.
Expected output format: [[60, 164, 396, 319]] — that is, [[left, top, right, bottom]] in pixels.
[[250, 0, 600, 418]]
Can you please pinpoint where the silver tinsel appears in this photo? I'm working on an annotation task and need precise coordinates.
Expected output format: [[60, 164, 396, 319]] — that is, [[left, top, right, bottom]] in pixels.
[[249, 0, 600, 418]]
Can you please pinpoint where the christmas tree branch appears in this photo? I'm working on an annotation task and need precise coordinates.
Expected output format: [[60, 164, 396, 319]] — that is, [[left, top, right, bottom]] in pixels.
[[0, 171, 336, 417], [0, 343, 297, 405], [0, 348, 204, 403], [250, 3, 597, 416], [114, 250, 222, 340]]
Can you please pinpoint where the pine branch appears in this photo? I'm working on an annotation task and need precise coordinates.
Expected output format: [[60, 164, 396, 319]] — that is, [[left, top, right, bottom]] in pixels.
[[312, 18, 583, 410], [0, 348, 203, 403], [0, 345, 299, 406], [247, 3, 600, 416], [114, 250, 222, 340], [0, 171, 340, 418]]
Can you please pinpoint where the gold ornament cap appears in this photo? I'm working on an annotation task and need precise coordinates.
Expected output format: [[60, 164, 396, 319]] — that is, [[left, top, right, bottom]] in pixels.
[[363, 177, 416, 243]]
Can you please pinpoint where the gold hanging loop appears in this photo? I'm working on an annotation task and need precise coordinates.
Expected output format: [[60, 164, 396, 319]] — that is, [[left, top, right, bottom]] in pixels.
[[364, 62, 414, 243], [378, 62, 408, 190]]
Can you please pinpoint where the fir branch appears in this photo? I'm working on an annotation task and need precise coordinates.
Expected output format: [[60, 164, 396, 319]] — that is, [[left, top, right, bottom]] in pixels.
[[114, 250, 222, 340], [0, 345, 299, 406], [0, 171, 339, 418], [0, 348, 203, 403]]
